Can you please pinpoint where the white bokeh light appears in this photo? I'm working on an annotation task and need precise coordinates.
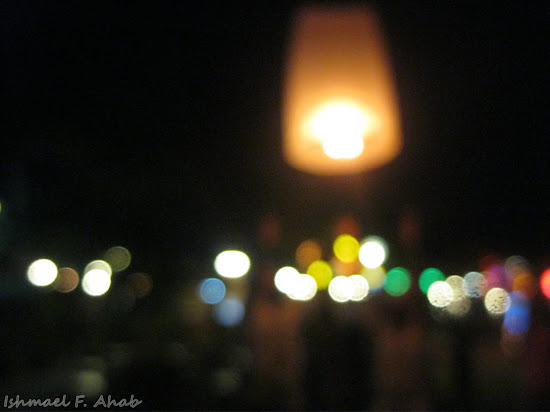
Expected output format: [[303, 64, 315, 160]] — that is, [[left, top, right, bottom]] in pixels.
[[349, 274, 369, 301], [27, 259, 58, 287], [427, 281, 454, 308], [274, 266, 300, 294], [358, 237, 387, 269], [484, 287, 511, 315], [82, 269, 111, 296], [328, 276, 353, 303], [84, 260, 112, 277], [287, 274, 317, 301], [214, 250, 251, 279], [308, 102, 373, 160]]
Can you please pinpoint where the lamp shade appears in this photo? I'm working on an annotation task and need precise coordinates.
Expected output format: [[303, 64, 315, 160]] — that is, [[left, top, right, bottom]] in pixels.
[[282, 5, 402, 175]]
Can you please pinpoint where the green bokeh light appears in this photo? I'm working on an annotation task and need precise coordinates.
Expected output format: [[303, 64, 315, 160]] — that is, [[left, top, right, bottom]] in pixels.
[[419, 267, 445, 294], [384, 267, 411, 297]]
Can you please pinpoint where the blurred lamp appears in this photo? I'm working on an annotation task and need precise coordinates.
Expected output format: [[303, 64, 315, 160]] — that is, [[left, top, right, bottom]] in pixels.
[[283, 5, 401, 175]]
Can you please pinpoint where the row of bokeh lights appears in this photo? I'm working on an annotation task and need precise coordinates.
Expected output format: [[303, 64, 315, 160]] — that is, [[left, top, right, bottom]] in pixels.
[[275, 235, 389, 303], [271, 234, 550, 337], [25, 246, 152, 298]]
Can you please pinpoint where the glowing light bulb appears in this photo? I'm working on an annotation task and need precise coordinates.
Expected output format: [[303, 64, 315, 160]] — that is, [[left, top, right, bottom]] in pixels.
[[308, 102, 373, 159]]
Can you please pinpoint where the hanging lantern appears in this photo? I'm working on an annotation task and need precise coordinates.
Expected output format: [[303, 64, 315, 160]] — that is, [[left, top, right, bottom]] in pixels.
[[282, 5, 402, 175]]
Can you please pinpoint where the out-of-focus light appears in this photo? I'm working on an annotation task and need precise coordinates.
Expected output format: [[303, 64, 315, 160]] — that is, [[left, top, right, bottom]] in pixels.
[[82, 269, 111, 296], [127, 272, 153, 298], [212, 367, 243, 397], [27, 259, 58, 287], [503, 292, 531, 335], [384, 267, 411, 297], [213, 296, 245, 327], [361, 266, 386, 291], [513, 272, 536, 299], [505, 255, 529, 278], [296, 239, 323, 271], [214, 250, 250, 279], [307, 260, 332, 289], [53, 267, 79, 293], [199, 278, 226, 305], [333, 234, 359, 263], [274, 266, 300, 294], [358, 236, 388, 269], [103, 246, 131, 273], [328, 276, 353, 303], [287, 274, 317, 301], [349, 274, 369, 301], [484, 287, 511, 315], [282, 5, 402, 175], [84, 260, 112, 277], [445, 295, 471, 317], [427, 281, 453, 308], [540, 268, 550, 299], [463, 271, 487, 298], [443, 275, 470, 316], [331, 257, 360, 276], [76, 369, 107, 397], [484, 263, 509, 290], [419, 268, 445, 294], [333, 215, 361, 238], [309, 102, 371, 159], [446, 275, 465, 301]]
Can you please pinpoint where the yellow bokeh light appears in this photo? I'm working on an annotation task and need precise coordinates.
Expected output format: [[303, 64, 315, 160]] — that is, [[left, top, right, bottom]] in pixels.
[[484, 287, 511, 315], [427, 281, 453, 308], [358, 236, 388, 269], [82, 269, 111, 296], [103, 246, 132, 273], [287, 274, 317, 301], [307, 101, 375, 159], [274, 266, 300, 295], [84, 260, 112, 277], [333, 234, 360, 263], [27, 258, 58, 287], [53, 267, 80, 293], [296, 239, 323, 271], [306, 260, 333, 289], [361, 266, 386, 290], [214, 250, 251, 279]]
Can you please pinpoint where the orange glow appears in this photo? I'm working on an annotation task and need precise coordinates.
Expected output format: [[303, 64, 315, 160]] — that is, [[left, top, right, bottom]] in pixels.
[[283, 5, 401, 175], [540, 269, 550, 299], [53, 267, 79, 293], [296, 239, 323, 271]]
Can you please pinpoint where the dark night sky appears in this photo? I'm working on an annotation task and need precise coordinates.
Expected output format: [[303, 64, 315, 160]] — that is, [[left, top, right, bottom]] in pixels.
[[2, 1, 550, 282]]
